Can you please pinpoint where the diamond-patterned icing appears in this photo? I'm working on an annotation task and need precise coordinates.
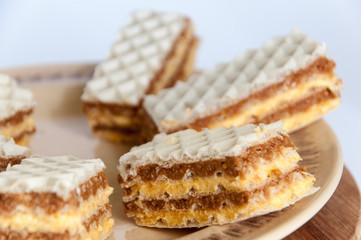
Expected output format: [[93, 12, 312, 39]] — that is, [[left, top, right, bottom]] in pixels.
[[118, 121, 286, 180], [81, 10, 187, 106], [144, 29, 328, 132], [0, 74, 35, 122], [0, 135, 30, 159], [0, 155, 105, 199]]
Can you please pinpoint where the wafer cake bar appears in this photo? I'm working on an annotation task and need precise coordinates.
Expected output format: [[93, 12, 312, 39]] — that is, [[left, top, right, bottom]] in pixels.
[[143, 29, 342, 140], [0, 156, 114, 239], [82, 10, 199, 144], [0, 135, 30, 172], [0, 74, 36, 145], [118, 121, 318, 228]]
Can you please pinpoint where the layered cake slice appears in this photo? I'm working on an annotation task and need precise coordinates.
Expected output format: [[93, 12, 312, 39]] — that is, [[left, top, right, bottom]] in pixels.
[[0, 73, 36, 145], [82, 10, 199, 144], [0, 156, 114, 239], [0, 135, 30, 172], [143, 29, 342, 140], [118, 121, 318, 228]]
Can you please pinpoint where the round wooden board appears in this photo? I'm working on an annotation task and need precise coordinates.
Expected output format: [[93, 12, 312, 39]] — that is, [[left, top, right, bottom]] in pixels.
[[1, 63, 360, 239], [285, 167, 361, 240]]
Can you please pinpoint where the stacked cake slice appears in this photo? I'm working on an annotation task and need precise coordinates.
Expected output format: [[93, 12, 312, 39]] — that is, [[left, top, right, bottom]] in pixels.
[[82, 10, 199, 144], [118, 121, 318, 228], [0, 135, 30, 172], [143, 29, 342, 140], [0, 156, 113, 239], [0, 73, 36, 145]]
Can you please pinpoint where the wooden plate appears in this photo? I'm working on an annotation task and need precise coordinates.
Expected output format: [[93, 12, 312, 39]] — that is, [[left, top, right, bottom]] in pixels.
[[2, 64, 345, 239]]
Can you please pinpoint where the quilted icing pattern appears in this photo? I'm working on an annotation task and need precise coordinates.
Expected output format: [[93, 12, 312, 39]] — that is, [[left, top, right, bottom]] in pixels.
[[82, 10, 186, 105], [0, 155, 105, 199], [118, 121, 285, 180]]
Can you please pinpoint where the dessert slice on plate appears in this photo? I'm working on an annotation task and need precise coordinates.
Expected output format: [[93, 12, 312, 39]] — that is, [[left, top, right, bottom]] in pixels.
[[142, 29, 342, 141], [118, 121, 318, 228], [0, 135, 30, 172], [0, 155, 114, 239], [0, 73, 36, 145], [82, 10, 199, 144]]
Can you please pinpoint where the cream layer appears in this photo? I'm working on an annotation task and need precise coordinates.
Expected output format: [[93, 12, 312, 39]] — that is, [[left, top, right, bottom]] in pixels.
[[207, 74, 340, 130], [133, 172, 317, 228], [87, 109, 134, 128], [282, 98, 340, 132], [151, 24, 195, 94], [0, 186, 112, 234], [0, 115, 34, 138], [123, 147, 301, 200], [83, 217, 114, 240]]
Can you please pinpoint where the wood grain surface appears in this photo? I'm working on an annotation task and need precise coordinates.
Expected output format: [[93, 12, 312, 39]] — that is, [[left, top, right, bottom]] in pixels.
[[285, 168, 361, 240]]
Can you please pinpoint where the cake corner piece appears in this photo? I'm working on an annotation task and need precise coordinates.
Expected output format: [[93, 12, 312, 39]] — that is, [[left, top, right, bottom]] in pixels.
[[118, 121, 318, 228], [0, 155, 114, 239], [81, 10, 200, 145], [0, 73, 36, 146]]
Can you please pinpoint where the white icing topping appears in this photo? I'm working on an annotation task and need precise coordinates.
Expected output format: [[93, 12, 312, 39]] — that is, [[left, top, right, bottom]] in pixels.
[[81, 10, 187, 106], [143, 28, 328, 132], [0, 135, 30, 158], [118, 121, 285, 180], [0, 74, 35, 121], [0, 155, 105, 200]]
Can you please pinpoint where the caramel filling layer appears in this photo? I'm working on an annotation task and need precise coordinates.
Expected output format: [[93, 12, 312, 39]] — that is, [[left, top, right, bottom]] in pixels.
[[0, 187, 112, 233], [128, 169, 316, 228], [0, 229, 75, 240], [282, 97, 340, 132], [125, 191, 249, 214], [0, 115, 36, 143], [122, 147, 300, 200], [0, 212, 114, 240], [124, 168, 302, 214], [0, 171, 108, 214], [259, 88, 338, 124], [88, 113, 137, 129], [119, 134, 294, 185], [0, 109, 33, 126]]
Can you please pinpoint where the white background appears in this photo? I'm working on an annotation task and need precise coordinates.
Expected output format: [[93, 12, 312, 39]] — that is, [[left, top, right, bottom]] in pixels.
[[0, 1, 360, 187]]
